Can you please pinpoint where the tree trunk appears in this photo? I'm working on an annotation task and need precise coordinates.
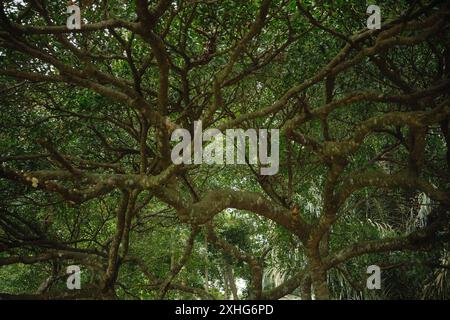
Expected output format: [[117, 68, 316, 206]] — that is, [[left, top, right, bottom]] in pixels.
[[222, 266, 231, 299], [300, 275, 312, 300], [308, 247, 330, 300], [311, 267, 330, 300], [225, 260, 238, 300], [204, 233, 209, 292]]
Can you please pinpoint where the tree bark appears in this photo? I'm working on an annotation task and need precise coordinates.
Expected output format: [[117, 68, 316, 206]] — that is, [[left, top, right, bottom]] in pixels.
[[225, 260, 239, 300], [204, 233, 209, 293], [309, 253, 330, 300], [311, 267, 329, 300], [300, 275, 312, 300]]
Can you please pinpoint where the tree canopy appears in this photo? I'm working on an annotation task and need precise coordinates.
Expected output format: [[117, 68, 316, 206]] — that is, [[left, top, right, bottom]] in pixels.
[[0, 0, 449, 300]]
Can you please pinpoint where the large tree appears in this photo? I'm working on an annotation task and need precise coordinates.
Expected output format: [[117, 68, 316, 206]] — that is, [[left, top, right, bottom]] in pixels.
[[0, 0, 449, 299]]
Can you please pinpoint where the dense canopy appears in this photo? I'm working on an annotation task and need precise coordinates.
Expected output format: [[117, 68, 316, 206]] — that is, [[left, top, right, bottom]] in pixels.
[[0, 0, 449, 300]]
